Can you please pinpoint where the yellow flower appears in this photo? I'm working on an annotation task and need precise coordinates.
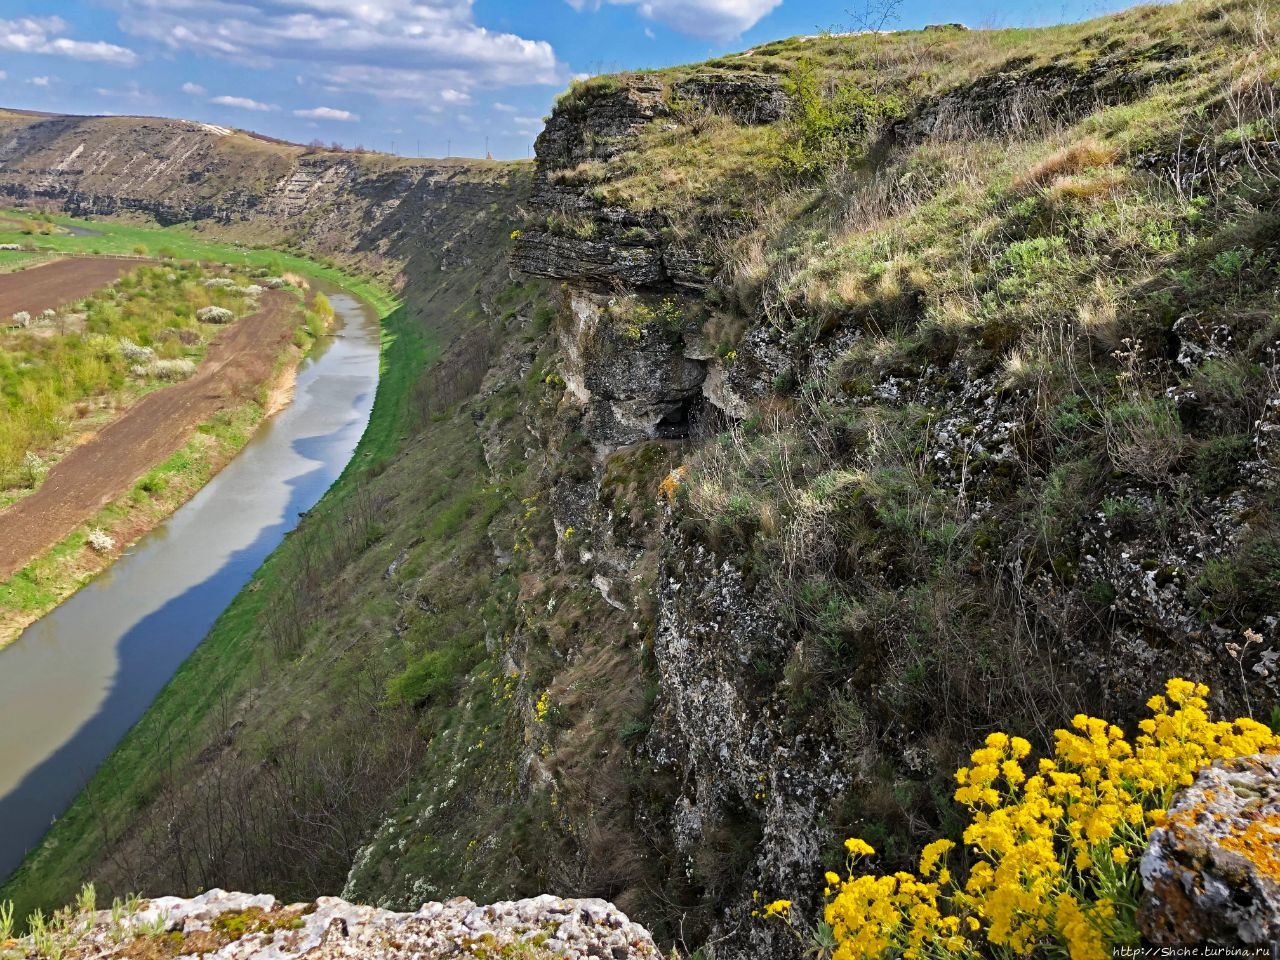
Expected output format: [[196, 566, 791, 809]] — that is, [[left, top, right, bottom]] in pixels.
[[812, 678, 1277, 960], [763, 899, 791, 919], [844, 838, 876, 858], [919, 839, 955, 878]]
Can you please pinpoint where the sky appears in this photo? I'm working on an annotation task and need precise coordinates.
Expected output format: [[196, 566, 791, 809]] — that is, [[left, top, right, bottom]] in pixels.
[[0, 0, 1156, 160]]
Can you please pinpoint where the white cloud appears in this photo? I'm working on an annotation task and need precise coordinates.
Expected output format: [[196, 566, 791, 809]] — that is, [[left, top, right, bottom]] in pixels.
[[492, 102, 517, 113], [210, 94, 276, 111], [181, 81, 205, 95], [513, 116, 544, 135], [28, 76, 52, 87], [0, 16, 138, 66], [440, 88, 471, 105], [0, 71, 7, 81], [565, 0, 783, 41], [107, 1, 563, 101], [95, 80, 153, 101], [294, 106, 359, 121], [644, 26, 656, 39]]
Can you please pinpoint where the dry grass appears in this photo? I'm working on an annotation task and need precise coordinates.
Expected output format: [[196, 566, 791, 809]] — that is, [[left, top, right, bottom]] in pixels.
[[1015, 139, 1120, 190], [1045, 168, 1131, 205]]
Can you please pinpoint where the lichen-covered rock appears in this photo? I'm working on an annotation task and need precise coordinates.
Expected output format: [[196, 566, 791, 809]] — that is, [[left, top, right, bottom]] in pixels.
[[511, 230, 668, 287], [557, 290, 705, 450], [1139, 753, 1280, 945], [21, 889, 660, 960], [645, 526, 848, 960], [672, 73, 790, 125]]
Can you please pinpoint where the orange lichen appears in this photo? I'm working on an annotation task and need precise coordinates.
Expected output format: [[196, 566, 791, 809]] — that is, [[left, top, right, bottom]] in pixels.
[[1217, 812, 1280, 883], [659, 465, 689, 505]]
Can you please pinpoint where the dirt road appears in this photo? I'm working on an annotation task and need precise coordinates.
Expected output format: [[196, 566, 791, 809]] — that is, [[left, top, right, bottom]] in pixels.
[[0, 290, 299, 580], [0, 257, 142, 318]]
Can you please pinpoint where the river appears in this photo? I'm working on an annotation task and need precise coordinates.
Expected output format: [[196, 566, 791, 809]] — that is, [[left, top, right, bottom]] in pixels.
[[0, 287, 380, 880]]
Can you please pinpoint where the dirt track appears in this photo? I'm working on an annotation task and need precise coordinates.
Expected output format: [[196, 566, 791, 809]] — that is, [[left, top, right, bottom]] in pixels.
[[0, 290, 298, 580], [0, 257, 143, 318]]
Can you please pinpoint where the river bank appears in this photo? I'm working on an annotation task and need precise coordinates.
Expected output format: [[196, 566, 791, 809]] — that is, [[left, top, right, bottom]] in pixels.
[[0, 286, 318, 650]]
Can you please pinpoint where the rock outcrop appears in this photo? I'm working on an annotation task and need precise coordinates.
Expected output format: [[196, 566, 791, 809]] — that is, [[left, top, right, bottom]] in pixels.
[[15, 890, 659, 960], [1140, 753, 1280, 945]]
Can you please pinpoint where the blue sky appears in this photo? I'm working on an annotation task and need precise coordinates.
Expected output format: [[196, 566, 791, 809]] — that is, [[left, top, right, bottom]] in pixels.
[[0, 0, 1152, 159]]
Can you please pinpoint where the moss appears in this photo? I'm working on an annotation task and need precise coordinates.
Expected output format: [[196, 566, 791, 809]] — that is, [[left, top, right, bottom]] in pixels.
[[1192, 434, 1252, 496]]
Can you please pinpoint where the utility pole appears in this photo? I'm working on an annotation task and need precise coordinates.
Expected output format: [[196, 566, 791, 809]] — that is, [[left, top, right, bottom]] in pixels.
[[447, 138, 451, 157]]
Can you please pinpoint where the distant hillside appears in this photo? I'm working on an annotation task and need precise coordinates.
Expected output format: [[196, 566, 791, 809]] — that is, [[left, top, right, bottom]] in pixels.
[[0, 109, 526, 282]]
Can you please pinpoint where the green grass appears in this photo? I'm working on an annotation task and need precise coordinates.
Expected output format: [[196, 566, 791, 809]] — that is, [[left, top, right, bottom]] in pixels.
[[0, 263, 261, 488]]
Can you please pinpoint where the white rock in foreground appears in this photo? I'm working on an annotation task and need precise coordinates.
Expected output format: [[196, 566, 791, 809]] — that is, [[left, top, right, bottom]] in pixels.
[[27, 889, 661, 960]]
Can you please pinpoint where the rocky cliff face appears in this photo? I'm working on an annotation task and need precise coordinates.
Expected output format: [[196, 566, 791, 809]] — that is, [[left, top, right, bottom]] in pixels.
[[500, 5, 1280, 954]]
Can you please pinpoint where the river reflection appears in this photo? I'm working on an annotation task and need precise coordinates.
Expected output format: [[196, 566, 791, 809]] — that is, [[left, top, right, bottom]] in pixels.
[[0, 289, 380, 880]]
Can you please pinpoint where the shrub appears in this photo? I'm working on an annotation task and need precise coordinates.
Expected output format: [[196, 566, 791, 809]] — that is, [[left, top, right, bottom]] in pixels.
[[22, 451, 47, 488], [197, 305, 235, 324], [782, 59, 904, 175], [118, 338, 155, 363], [1104, 399, 1184, 482], [786, 679, 1275, 960], [132, 358, 197, 381], [86, 528, 116, 553]]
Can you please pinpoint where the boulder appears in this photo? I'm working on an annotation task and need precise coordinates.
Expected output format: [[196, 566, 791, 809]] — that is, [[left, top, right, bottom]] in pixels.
[[24, 890, 661, 960], [672, 73, 790, 125], [1139, 752, 1280, 944]]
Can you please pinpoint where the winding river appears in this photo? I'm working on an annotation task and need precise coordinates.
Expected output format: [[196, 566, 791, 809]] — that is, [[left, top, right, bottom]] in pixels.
[[0, 287, 380, 880]]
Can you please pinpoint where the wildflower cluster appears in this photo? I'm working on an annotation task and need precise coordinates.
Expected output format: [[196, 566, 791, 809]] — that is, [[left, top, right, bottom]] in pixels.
[[534, 691, 552, 723], [817, 679, 1275, 960]]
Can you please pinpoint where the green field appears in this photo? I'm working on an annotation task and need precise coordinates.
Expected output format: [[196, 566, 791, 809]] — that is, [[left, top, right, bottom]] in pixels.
[[0, 212, 395, 310]]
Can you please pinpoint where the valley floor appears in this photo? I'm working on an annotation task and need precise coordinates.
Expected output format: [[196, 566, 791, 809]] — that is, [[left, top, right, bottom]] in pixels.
[[0, 288, 301, 585]]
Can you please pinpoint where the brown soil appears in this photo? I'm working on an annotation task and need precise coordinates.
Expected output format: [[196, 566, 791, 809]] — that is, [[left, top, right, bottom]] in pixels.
[[0, 257, 142, 318], [0, 290, 299, 581]]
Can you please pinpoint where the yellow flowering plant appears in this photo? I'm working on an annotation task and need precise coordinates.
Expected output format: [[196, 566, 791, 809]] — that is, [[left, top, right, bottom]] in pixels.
[[786, 679, 1276, 960]]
